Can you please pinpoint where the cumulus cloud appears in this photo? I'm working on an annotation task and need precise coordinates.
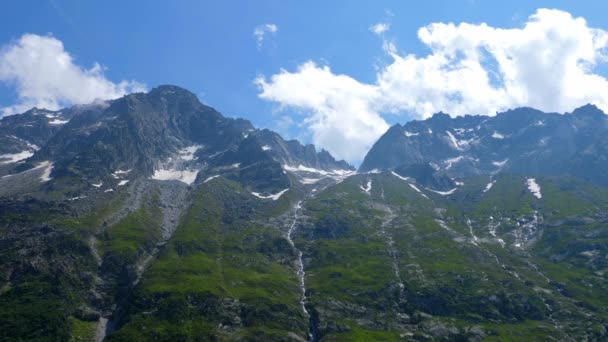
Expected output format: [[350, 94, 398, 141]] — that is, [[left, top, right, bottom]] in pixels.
[[370, 23, 390, 35], [256, 62, 388, 163], [256, 9, 608, 163], [254, 24, 278, 49], [0, 34, 145, 115]]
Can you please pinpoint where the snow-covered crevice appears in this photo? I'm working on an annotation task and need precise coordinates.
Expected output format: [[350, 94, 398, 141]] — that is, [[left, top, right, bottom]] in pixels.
[[446, 131, 463, 150], [390, 171, 410, 181], [427, 187, 458, 196], [526, 178, 542, 199], [360, 179, 372, 194], [408, 183, 430, 199], [444, 156, 464, 170], [251, 188, 289, 200], [404, 131, 419, 137]]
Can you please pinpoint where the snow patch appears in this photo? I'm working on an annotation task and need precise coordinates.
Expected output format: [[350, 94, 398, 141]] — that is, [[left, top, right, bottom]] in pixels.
[[444, 156, 464, 170], [283, 164, 355, 181], [483, 180, 496, 193], [68, 195, 87, 201], [92, 182, 103, 188], [152, 169, 199, 185], [104, 189, 114, 193], [49, 119, 69, 125], [491, 131, 505, 139], [203, 175, 220, 183], [526, 178, 542, 199], [112, 169, 131, 179], [0, 151, 33, 164], [301, 177, 322, 184], [39, 162, 53, 182], [428, 187, 457, 196], [118, 180, 129, 186], [404, 131, 419, 137], [261, 145, 272, 151], [492, 159, 508, 167], [390, 171, 410, 181], [251, 188, 289, 200]]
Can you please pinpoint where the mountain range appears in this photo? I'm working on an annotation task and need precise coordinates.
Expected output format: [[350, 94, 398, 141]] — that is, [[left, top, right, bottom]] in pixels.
[[1, 85, 607, 341]]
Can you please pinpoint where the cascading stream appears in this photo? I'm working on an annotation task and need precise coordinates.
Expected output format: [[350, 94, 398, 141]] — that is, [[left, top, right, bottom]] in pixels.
[[285, 200, 320, 341], [286, 201, 309, 318]]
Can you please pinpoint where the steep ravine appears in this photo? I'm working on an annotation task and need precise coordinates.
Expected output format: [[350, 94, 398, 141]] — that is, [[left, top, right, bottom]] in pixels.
[[93, 180, 191, 341]]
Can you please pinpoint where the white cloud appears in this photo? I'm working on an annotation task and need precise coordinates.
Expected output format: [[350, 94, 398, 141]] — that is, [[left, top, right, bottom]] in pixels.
[[254, 23, 278, 49], [256, 9, 608, 164], [370, 23, 390, 35], [0, 34, 145, 115], [255, 62, 388, 163]]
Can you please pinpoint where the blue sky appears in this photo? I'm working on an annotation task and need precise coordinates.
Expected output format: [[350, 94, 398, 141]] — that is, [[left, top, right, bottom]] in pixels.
[[2, 1, 608, 163]]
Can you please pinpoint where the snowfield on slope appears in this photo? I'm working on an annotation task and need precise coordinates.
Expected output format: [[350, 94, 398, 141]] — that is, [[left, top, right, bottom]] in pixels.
[[526, 178, 542, 199], [152, 169, 198, 185]]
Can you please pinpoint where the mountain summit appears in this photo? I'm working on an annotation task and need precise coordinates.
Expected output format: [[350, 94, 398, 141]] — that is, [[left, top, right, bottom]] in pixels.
[[360, 105, 608, 186], [1, 90, 607, 341]]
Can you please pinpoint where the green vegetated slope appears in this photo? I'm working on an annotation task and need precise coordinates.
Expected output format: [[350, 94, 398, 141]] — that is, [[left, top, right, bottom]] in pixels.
[[108, 178, 309, 341], [0, 190, 125, 341], [3, 172, 607, 341], [299, 173, 608, 341]]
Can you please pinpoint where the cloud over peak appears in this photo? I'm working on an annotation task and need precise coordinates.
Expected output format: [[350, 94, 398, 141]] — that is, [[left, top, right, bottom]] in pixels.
[[257, 8, 608, 164], [0, 34, 145, 115]]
